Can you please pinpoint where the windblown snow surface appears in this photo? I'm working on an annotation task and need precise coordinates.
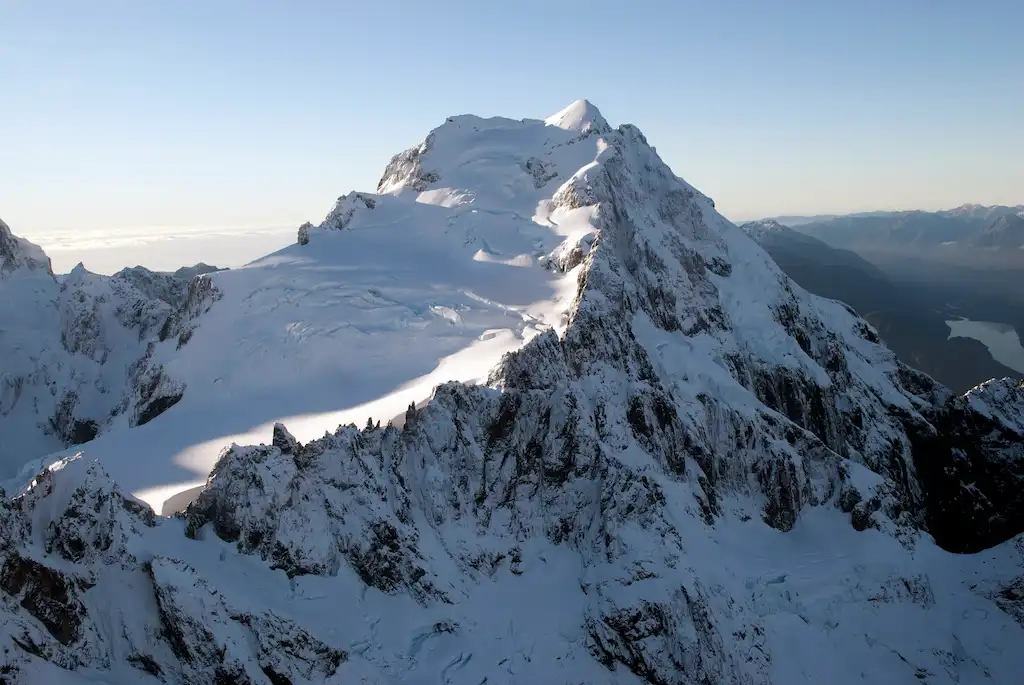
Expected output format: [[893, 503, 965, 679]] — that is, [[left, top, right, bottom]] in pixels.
[[2, 101, 1024, 684]]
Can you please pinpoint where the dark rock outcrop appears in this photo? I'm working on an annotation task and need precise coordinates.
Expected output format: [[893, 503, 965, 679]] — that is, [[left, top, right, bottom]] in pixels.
[[905, 378, 1024, 552]]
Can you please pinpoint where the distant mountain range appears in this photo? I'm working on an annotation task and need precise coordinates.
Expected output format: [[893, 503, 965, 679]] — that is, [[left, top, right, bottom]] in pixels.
[[741, 219, 889, 282], [764, 210, 900, 226], [767, 203, 1024, 227], [761, 205, 1024, 266]]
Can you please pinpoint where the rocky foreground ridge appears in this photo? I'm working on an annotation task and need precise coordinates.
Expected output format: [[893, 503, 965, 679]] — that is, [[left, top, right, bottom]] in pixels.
[[1, 101, 1023, 683]]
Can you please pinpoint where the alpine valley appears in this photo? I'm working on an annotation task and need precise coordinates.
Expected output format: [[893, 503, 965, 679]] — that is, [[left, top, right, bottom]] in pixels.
[[1, 101, 1023, 684]]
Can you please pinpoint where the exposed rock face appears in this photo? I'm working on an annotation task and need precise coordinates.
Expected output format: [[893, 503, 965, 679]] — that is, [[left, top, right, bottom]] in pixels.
[[297, 192, 379, 244], [908, 378, 1024, 552], [172, 262, 225, 281], [157, 272, 222, 349], [0, 218, 51, 274], [271, 422, 299, 454], [149, 557, 346, 685], [523, 157, 560, 188], [992, 572, 1024, 626], [0, 457, 345, 684], [296, 221, 312, 245], [126, 357, 185, 427], [376, 134, 439, 194]]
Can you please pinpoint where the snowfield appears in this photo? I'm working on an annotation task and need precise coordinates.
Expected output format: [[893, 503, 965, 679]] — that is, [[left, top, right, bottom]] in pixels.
[[1, 100, 1023, 684]]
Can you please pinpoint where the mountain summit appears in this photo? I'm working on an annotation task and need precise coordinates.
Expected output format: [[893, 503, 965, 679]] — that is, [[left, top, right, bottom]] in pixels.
[[544, 98, 612, 134], [2, 101, 1023, 684]]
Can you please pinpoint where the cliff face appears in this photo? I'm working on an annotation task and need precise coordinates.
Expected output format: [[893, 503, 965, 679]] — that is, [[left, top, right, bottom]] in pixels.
[[2, 101, 1023, 683]]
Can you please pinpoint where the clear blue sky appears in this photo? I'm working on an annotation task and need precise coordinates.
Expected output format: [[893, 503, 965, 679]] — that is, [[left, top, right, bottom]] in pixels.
[[2, 0, 1021, 234]]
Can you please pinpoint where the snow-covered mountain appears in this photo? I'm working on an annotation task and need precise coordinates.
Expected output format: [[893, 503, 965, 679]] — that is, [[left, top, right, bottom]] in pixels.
[[2, 101, 1024, 684]]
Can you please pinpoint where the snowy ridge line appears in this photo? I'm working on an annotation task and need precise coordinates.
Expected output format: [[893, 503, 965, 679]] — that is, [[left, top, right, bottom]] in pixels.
[[1, 100, 1024, 683]]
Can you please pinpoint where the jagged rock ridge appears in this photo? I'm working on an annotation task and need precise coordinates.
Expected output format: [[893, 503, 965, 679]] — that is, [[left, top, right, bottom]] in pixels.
[[0, 457, 345, 684]]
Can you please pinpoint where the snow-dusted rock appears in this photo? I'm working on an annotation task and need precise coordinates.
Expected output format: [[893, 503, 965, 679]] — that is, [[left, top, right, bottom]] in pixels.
[[0, 457, 152, 675], [149, 556, 345, 684], [113, 265, 190, 309], [0, 226, 221, 475], [186, 424, 449, 601], [296, 192, 379, 244], [155, 272, 222, 350], [963, 377, 1024, 435], [376, 133, 439, 195], [0, 456, 345, 684], [171, 262, 224, 281], [910, 377, 1024, 552], [0, 217, 51, 274], [323, 192, 377, 231], [59, 263, 175, 360], [13, 457, 154, 565], [296, 221, 312, 245]]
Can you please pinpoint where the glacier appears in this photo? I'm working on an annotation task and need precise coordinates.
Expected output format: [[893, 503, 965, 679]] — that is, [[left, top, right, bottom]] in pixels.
[[0, 100, 1022, 683]]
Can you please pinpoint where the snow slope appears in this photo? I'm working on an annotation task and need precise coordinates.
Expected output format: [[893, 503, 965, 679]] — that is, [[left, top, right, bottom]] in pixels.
[[2, 100, 1024, 683]]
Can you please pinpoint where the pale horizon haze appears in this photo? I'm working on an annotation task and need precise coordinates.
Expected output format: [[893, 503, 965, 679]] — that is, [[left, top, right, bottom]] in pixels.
[[2, 0, 1022, 272]]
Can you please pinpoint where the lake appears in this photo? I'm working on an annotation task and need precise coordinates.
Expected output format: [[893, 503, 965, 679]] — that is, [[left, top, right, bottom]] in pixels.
[[947, 319, 1024, 374]]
